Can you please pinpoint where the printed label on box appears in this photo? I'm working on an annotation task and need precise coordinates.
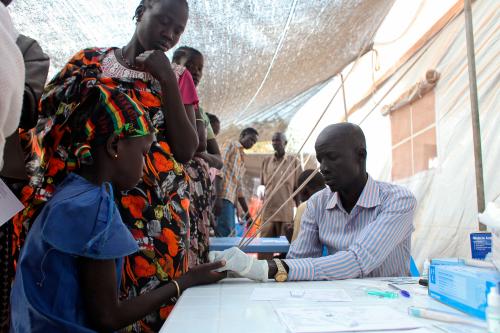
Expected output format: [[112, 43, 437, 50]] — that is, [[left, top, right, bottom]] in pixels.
[[470, 232, 492, 259]]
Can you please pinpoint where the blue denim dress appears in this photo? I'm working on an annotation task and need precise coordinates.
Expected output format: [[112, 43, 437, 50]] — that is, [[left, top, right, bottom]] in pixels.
[[10, 173, 138, 332]]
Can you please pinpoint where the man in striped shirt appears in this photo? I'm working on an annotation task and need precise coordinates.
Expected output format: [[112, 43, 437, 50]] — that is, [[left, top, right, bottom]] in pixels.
[[210, 123, 417, 280], [214, 128, 259, 236]]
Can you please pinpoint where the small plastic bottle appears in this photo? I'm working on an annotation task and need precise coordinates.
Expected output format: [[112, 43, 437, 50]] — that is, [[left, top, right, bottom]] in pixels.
[[422, 259, 430, 278], [486, 285, 500, 333]]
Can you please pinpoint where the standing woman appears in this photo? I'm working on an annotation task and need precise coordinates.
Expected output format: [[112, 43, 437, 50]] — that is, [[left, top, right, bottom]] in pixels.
[[14, 0, 202, 331], [172, 46, 223, 267]]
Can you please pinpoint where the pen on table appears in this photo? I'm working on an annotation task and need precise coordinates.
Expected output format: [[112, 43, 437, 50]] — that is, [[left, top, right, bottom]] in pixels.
[[408, 306, 486, 328], [388, 283, 411, 298]]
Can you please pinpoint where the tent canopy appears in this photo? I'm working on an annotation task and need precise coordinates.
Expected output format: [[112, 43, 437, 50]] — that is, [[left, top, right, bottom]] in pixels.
[[9, 0, 394, 133]]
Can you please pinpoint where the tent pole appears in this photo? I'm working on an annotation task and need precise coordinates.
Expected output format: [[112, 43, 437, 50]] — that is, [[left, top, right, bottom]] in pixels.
[[340, 73, 348, 121], [464, 0, 486, 231]]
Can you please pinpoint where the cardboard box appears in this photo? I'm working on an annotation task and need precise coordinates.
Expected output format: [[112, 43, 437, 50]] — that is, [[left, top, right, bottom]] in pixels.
[[429, 263, 500, 319]]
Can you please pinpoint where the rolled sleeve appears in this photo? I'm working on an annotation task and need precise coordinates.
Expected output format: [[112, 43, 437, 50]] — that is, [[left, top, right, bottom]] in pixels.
[[286, 258, 316, 281], [286, 252, 362, 281]]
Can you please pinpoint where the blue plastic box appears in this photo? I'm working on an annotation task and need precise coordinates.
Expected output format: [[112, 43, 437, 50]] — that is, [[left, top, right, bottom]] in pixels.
[[429, 262, 500, 319], [430, 258, 465, 266]]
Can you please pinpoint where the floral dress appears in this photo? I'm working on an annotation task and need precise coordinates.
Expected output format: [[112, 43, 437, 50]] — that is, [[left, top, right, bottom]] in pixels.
[[14, 47, 197, 332], [186, 156, 212, 267]]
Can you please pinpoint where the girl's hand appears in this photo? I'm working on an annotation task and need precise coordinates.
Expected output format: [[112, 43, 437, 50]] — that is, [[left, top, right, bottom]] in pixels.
[[177, 261, 227, 290], [135, 50, 173, 82]]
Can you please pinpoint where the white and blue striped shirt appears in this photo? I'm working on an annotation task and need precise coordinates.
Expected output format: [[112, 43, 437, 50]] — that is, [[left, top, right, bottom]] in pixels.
[[285, 176, 416, 280]]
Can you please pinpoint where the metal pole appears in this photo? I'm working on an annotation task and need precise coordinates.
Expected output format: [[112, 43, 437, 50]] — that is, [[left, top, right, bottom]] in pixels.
[[340, 73, 348, 121], [464, 0, 486, 230]]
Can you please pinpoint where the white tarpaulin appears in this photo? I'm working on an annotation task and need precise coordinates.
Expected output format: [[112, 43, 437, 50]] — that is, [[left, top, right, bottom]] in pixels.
[[8, 0, 394, 133], [347, 0, 500, 267]]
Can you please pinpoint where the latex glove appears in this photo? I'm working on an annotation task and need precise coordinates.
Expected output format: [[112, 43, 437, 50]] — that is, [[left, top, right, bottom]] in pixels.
[[478, 202, 500, 229], [209, 247, 269, 282]]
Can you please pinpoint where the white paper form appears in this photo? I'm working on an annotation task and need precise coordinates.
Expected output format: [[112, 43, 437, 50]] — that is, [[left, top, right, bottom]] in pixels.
[[434, 323, 485, 333], [0, 179, 24, 227], [275, 306, 422, 333], [251, 288, 352, 302]]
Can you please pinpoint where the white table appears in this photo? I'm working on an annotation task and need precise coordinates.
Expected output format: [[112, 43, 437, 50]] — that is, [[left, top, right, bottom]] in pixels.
[[160, 278, 485, 333]]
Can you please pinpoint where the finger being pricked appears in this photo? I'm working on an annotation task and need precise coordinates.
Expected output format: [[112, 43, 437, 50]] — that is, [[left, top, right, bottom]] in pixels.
[[208, 251, 223, 263], [200, 260, 226, 272]]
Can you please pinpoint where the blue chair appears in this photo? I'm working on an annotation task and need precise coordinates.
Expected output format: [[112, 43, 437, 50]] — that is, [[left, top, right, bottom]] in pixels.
[[410, 256, 420, 277]]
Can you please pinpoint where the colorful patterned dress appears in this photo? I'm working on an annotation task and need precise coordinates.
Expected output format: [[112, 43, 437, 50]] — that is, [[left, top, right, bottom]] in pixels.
[[14, 47, 196, 332], [186, 156, 212, 267]]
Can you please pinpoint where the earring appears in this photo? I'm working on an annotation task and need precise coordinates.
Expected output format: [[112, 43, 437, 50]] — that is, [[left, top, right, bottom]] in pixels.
[[114, 154, 118, 158]]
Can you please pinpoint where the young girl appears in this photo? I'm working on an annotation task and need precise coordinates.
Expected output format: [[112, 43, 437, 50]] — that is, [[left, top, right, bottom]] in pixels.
[[10, 87, 225, 332], [13, 0, 209, 331], [172, 46, 223, 266]]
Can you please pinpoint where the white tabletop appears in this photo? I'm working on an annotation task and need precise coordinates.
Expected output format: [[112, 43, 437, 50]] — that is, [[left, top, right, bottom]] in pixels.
[[160, 278, 485, 333]]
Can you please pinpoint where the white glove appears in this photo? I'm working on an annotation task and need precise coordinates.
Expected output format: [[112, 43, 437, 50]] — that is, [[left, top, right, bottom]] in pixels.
[[478, 202, 500, 229], [208, 247, 269, 282]]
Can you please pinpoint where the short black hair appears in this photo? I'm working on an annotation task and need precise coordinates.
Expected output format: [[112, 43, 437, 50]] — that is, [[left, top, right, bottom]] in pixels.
[[298, 169, 325, 190], [240, 127, 259, 137], [134, 0, 189, 22], [207, 113, 220, 124], [172, 46, 203, 63]]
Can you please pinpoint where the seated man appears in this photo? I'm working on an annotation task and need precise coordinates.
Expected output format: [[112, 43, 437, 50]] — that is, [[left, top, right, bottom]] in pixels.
[[210, 123, 417, 281]]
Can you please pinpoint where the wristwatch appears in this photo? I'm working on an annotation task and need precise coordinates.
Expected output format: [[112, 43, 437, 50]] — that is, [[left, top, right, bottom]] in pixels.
[[273, 259, 288, 282]]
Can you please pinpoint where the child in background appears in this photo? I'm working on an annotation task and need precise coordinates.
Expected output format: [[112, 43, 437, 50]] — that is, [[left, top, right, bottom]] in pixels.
[[172, 46, 223, 266], [172, 46, 222, 169], [10, 87, 225, 333], [207, 113, 220, 137]]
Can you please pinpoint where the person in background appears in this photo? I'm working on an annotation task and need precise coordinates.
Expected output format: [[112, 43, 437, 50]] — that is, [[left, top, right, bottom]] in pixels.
[[172, 46, 222, 266], [3, 33, 50, 184], [214, 127, 258, 237], [207, 112, 220, 137], [173, 46, 222, 170], [10, 87, 225, 333], [13, 0, 201, 331], [0, 0, 48, 329], [206, 112, 221, 236], [0, 0, 24, 169], [288, 169, 325, 242], [260, 132, 301, 241], [210, 123, 417, 281]]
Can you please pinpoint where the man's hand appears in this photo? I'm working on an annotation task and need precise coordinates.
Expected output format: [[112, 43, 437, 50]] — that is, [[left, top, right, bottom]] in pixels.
[[208, 247, 269, 282]]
